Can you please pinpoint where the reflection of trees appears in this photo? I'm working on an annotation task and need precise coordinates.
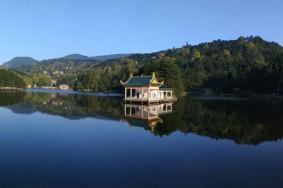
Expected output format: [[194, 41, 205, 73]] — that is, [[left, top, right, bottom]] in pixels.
[[3, 92, 124, 120], [2, 91, 283, 145], [31, 93, 124, 120], [0, 91, 25, 106], [152, 97, 283, 145]]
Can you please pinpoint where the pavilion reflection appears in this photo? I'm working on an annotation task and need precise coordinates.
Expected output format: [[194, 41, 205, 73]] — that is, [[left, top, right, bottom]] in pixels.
[[123, 103, 173, 131]]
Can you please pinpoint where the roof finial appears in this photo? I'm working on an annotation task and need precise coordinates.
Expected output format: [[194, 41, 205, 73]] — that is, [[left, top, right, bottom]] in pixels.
[[130, 73, 133, 77], [152, 72, 156, 78]]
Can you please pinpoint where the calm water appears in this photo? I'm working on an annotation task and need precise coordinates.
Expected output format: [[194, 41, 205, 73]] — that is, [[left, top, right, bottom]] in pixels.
[[1, 91, 283, 188]]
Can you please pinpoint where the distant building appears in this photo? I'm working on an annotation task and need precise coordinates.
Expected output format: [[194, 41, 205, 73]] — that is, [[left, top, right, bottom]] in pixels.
[[120, 73, 174, 104], [59, 84, 70, 90], [53, 71, 64, 75], [51, 79, 57, 87]]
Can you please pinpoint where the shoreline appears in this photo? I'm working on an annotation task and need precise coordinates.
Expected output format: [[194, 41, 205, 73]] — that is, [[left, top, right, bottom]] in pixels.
[[25, 88, 122, 97], [0, 87, 24, 91], [1, 87, 282, 100], [190, 93, 283, 101]]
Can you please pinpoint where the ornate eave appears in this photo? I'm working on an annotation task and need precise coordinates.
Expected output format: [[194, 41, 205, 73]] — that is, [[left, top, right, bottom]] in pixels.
[[121, 72, 164, 87]]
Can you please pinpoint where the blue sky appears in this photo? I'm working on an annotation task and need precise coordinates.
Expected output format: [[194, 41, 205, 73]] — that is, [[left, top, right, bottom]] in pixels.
[[0, 0, 282, 63]]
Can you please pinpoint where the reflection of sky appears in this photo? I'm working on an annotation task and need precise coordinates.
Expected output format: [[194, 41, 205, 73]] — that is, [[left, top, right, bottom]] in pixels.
[[0, 107, 283, 187]]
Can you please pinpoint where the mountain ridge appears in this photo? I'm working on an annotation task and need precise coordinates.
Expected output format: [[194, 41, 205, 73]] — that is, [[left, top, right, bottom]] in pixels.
[[2, 57, 38, 68], [1, 53, 130, 67], [61, 53, 130, 61]]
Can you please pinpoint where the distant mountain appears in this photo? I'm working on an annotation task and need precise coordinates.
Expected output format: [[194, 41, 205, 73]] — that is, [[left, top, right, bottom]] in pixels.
[[91, 54, 130, 61], [61, 53, 130, 61], [62, 54, 90, 60], [3, 57, 38, 68], [2, 54, 130, 68]]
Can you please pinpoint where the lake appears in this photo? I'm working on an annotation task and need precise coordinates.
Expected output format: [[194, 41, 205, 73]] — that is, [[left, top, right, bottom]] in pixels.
[[1, 90, 283, 188]]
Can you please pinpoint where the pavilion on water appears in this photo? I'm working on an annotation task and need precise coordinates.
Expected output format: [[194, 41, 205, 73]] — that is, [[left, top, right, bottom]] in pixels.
[[120, 73, 175, 104]]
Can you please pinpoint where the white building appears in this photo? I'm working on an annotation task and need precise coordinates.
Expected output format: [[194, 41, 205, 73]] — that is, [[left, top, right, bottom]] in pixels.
[[59, 84, 70, 90], [120, 73, 174, 104]]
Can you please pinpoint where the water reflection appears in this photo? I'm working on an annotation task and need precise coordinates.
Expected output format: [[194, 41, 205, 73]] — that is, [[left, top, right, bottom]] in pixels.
[[124, 103, 173, 132], [1, 91, 283, 145]]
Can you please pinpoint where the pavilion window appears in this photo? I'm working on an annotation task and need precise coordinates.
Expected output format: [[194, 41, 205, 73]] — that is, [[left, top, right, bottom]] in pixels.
[[132, 89, 136, 97], [163, 104, 167, 111], [126, 89, 131, 98], [125, 107, 131, 115]]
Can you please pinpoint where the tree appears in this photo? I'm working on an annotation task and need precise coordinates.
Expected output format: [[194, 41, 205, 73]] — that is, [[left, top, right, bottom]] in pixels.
[[140, 57, 185, 96]]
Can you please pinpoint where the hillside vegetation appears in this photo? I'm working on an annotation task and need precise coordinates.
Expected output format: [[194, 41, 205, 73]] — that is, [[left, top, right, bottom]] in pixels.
[[4, 36, 283, 96], [3, 57, 38, 68], [0, 69, 28, 88], [74, 36, 283, 96]]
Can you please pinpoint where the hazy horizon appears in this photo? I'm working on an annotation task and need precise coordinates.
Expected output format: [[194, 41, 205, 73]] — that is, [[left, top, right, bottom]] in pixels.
[[0, 0, 282, 63]]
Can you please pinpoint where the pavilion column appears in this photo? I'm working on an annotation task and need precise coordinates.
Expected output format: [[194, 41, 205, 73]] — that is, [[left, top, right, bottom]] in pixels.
[[130, 106, 132, 116], [148, 87, 150, 101], [124, 105, 126, 116], [125, 87, 127, 99], [130, 88, 132, 99], [141, 87, 144, 100]]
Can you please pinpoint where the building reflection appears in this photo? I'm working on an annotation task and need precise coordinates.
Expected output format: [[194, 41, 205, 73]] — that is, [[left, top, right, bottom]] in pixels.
[[124, 103, 173, 131]]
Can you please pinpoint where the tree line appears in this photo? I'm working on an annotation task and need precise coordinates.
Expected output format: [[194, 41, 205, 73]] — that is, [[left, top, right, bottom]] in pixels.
[[74, 36, 283, 96]]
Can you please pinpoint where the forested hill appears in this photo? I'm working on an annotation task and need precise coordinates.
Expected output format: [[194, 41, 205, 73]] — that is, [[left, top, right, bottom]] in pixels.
[[0, 69, 31, 88], [3, 57, 38, 68], [75, 36, 283, 96], [61, 53, 130, 60], [4, 36, 283, 96]]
